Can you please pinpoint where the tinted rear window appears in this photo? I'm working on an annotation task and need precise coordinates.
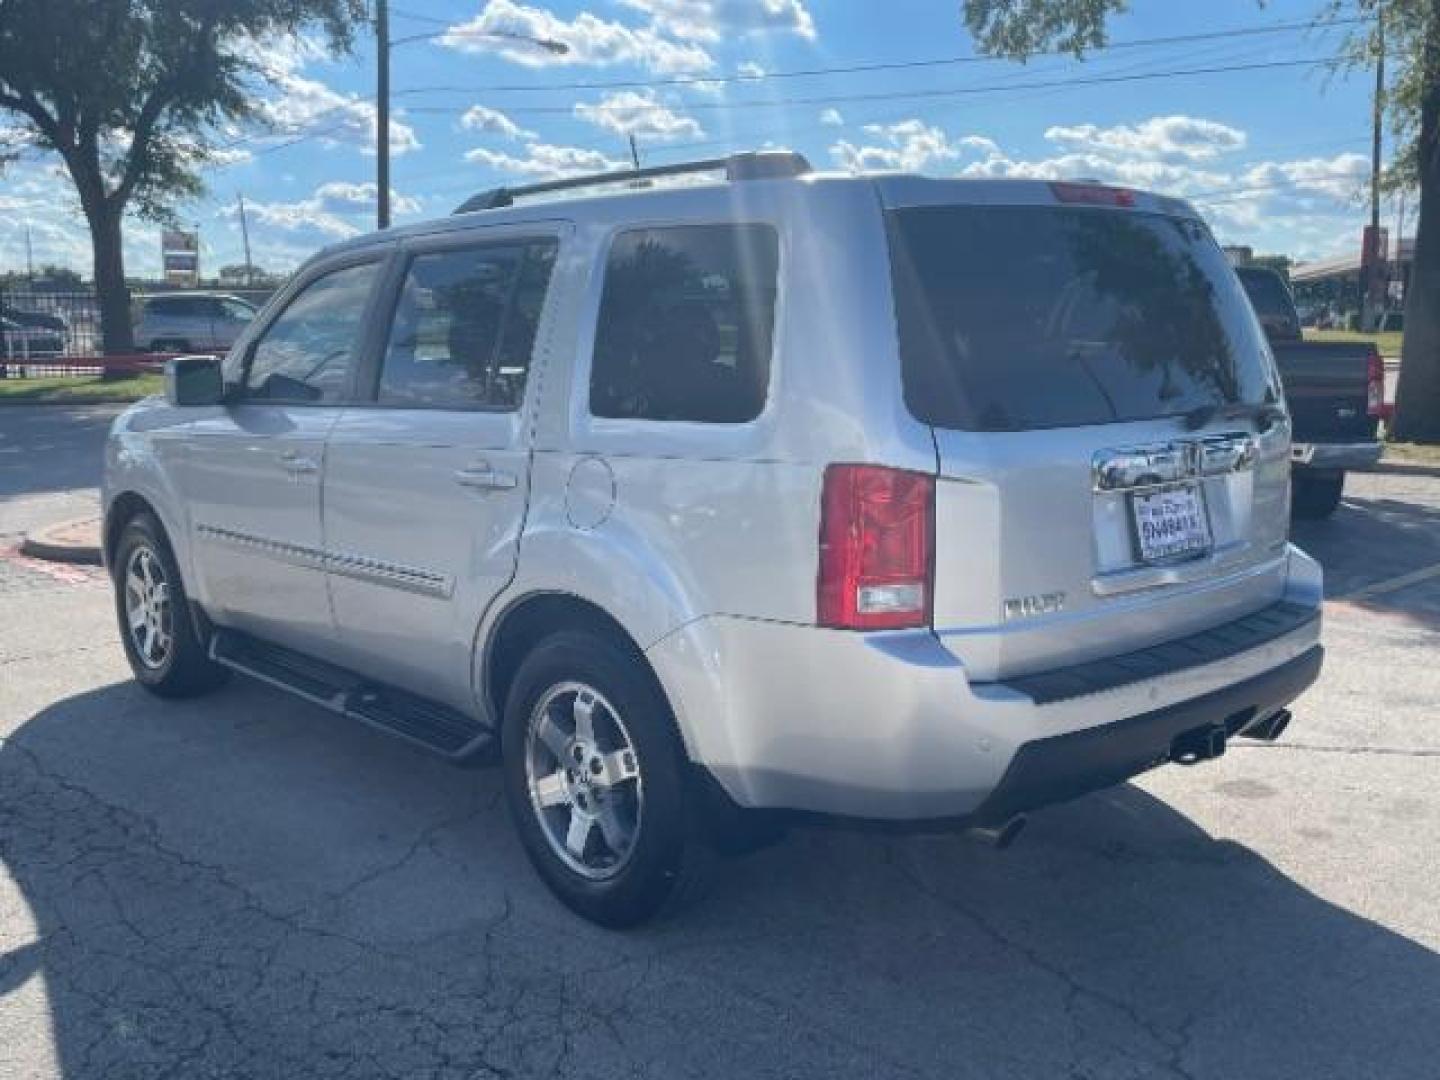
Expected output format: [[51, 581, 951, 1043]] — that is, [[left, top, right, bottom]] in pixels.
[[1236, 267, 1298, 321], [888, 206, 1276, 431]]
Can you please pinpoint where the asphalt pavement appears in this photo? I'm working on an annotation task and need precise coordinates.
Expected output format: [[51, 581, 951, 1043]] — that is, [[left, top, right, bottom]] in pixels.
[[2, 404, 1438, 1079]]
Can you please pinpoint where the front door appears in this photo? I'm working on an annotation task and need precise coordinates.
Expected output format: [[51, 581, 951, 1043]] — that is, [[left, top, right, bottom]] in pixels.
[[185, 258, 385, 656], [322, 234, 560, 711]]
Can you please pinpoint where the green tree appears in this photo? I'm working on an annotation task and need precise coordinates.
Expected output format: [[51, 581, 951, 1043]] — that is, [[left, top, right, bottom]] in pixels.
[[0, 0, 366, 354], [961, 0, 1440, 442]]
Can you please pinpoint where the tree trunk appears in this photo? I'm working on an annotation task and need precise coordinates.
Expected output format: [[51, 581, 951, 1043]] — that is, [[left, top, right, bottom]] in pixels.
[[1391, 53, 1440, 441], [85, 199, 135, 360]]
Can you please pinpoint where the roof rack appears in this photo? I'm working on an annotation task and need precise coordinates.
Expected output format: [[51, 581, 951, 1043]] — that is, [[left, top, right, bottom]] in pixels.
[[452, 150, 812, 214]]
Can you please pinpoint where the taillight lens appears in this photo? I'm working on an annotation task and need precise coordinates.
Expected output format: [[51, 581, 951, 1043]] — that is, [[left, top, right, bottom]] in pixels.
[[817, 464, 934, 631], [1366, 347, 1385, 418]]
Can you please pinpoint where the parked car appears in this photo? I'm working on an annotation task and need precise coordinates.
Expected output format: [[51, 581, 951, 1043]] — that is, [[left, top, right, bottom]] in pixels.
[[1, 302, 68, 336], [1234, 266, 1384, 518], [132, 292, 256, 353], [103, 156, 1324, 926], [0, 314, 64, 359]]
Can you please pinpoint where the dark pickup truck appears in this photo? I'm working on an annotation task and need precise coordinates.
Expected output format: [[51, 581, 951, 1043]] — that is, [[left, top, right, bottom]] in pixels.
[[1236, 265, 1385, 519]]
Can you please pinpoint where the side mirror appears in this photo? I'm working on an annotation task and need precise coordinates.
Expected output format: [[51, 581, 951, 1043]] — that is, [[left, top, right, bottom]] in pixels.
[[165, 354, 225, 407]]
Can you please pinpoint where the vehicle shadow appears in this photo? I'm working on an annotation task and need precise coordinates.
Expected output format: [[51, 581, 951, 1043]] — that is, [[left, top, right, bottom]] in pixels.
[[2, 679, 1438, 1078], [1292, 483, 1440, 632]]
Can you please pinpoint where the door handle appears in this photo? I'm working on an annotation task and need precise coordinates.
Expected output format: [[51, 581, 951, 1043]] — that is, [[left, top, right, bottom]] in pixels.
[[279, 450, 319, 475], [454, 465, 518, 491]]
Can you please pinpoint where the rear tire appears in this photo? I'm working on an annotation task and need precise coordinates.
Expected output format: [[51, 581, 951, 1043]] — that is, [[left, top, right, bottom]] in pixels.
[[113, 512, 228, 698], [1292, 470, 1345, 520], [501, 631, 707, 927]]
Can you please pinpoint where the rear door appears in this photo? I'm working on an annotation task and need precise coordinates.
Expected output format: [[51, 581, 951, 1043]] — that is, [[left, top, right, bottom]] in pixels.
[[883, 186, 1291, 681], [320, 229, 561, 711]]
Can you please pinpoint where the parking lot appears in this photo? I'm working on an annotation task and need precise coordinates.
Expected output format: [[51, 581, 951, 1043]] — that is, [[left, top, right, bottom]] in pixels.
[[2, 404, 1438, 1080]]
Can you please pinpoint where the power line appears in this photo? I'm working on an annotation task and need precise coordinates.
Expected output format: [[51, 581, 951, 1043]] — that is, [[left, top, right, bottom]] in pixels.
[[405, 57, 1344, 118], [394, 14, 1367, 98]]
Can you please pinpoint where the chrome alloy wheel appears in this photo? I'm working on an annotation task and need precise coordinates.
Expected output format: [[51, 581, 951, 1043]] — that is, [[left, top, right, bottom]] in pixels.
[[123, 546, 173, 670], [524, 681, 643, 881]]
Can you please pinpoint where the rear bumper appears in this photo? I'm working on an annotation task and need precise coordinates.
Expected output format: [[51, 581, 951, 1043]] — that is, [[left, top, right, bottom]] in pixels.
[[648, 545, 1323, 821], [1291, 440, 1382, 471], [968, 644, 1321, 826]]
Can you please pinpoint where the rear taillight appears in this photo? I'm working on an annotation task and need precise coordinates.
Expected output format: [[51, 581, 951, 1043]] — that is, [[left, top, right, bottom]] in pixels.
[[1366, 347, 1385, 418], [817, 464, 934, 631]]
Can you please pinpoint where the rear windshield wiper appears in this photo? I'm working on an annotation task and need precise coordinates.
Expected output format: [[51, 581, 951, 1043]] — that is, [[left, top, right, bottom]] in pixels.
[[1181, 401, 1286, 432]]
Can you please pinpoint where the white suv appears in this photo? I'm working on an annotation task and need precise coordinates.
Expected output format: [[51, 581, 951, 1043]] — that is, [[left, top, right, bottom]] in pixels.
[[103, 153, 1323, 926]]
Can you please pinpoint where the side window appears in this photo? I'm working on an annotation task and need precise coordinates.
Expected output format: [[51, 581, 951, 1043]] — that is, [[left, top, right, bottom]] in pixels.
[[222, 299, 256, 322], [590, 223, 779, 423], [377, 240, 557, 410], [244, 262, 379, 404]]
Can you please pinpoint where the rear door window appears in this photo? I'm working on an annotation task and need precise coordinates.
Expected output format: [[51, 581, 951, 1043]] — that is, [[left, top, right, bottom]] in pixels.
[[589, 223, 779, 423], [377, 240, 557, 410], [888, 206, 1276, 431]]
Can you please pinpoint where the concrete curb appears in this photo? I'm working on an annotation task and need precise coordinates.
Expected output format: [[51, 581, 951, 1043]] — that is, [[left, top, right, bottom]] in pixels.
[[19, 518, 103, 566]]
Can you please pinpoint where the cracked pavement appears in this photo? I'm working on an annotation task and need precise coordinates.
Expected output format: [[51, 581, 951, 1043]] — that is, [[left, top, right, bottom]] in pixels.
[[2, 405, 1439, 1079]]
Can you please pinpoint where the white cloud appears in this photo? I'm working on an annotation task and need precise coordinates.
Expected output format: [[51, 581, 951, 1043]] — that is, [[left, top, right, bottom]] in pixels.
[[574, 91, 704, 142], [830, 120, 986, 172], [619, 0, 815, 41], [459, 104, 535, 141], [441, 1, 714, 75], [464, 141, 626, 180], [227, 181, 420, 240], [256, 72, 420, 157], [1238, 153, 1369, 202], [1044, 116, 1246, 163], [737, 61, 767, 79], [819, 108, 844, 127]]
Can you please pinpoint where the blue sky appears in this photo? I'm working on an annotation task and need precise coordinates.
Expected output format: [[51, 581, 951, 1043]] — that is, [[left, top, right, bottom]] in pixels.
[[0, 0, 1391, 278]]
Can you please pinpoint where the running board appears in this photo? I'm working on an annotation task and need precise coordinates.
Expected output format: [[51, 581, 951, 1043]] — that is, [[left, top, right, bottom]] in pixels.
[[210, 629, 495, 760]]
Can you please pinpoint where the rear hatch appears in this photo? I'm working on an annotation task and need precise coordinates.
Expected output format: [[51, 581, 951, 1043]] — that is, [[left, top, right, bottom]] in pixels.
[[881, 180, 1293, 682]]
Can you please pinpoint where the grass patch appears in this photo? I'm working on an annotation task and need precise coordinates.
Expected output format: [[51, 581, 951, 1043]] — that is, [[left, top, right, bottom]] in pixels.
[[0, 372, 163, 404], [1384, 441, 1440, 465], [1303, 329, 1403, 357]]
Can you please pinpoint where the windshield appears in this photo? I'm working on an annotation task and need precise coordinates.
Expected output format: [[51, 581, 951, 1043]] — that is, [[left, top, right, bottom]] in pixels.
[[888, 205, 1277, 432]]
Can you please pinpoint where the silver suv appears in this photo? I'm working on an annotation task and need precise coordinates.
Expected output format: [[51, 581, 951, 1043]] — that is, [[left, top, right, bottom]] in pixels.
[[132, 292, 256, 353], [102, 153, 1323, 926]]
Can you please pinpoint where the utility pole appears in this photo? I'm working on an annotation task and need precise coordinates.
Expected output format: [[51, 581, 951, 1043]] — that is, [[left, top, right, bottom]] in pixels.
[[237, 193, 254, 287], [1366, 5, 1385, 329], [629, 134, 642, 170], [1393, 187, 1407, 307], [24, 222, 33, 282], [376, 0, 391, 230]]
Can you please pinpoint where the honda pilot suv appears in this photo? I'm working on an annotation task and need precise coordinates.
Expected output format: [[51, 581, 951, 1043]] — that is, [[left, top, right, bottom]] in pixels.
[[103, 152, 1323, 926]]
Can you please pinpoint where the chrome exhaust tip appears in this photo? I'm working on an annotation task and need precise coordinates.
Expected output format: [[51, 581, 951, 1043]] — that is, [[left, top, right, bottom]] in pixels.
[[1240, 708, 1292, 742]]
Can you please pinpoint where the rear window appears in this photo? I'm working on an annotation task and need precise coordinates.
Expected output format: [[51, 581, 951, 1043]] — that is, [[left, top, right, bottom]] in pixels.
[[1235, 267, 1298, 322], [888, 206, 1276, 431]]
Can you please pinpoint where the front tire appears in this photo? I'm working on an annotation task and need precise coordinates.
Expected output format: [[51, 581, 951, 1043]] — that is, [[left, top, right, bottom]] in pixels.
[[113, 513, 228, 698], [501, 631, 705, 927], [1292, 470, 1345, 520]]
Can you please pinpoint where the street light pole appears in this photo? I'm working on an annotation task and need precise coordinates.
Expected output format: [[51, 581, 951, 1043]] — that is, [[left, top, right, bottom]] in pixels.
[[376, 0, 391, 230]]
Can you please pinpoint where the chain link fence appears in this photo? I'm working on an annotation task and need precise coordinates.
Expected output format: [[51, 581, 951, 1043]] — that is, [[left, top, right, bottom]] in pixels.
[[1, 284, 277, 372]]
